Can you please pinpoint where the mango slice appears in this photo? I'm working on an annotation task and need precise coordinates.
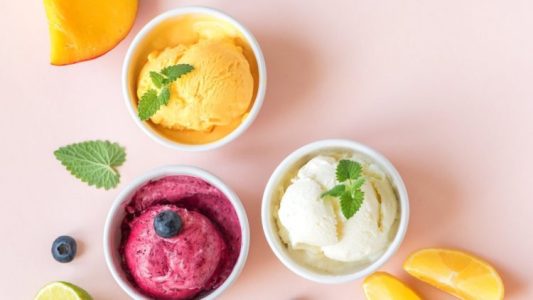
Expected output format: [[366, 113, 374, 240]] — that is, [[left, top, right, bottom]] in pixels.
[[43, 0, 138, 65]]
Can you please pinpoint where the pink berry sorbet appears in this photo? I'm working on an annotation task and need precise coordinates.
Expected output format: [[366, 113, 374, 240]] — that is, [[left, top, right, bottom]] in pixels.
[[119, 176, 242, 299]]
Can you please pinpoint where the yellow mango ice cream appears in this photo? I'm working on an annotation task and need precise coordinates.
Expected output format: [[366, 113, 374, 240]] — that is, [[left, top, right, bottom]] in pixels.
[[136, 16, 258, 144]]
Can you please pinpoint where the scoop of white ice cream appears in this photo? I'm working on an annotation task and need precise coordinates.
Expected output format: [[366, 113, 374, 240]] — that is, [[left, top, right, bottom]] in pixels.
[[322, 177, 397, 262], [278, 178, 338, 248], [277, 155, 398, 269], [296, 155, 337, 190]]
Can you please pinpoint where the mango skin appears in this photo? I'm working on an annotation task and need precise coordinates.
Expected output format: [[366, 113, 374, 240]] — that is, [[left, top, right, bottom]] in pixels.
[[43, 0, 138, 65]]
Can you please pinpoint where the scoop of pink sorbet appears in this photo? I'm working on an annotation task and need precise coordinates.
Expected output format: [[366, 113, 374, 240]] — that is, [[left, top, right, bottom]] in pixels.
[[123, 204, 226, 300]]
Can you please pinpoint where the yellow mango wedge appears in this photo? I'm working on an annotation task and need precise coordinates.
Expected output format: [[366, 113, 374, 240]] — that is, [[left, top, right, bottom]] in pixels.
[[43, 0, 138, 65], [363, 272, 422, 300], [404, 248, 504, 300]]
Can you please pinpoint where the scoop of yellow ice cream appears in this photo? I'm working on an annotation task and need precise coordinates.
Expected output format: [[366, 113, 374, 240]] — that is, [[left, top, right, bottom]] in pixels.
[[137, 38, 253, 132]]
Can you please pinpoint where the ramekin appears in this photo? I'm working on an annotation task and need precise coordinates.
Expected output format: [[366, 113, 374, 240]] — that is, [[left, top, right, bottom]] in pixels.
[[261, 139, 409, 284], [104, 165, 250, 299], [122, 6, 267, 151]]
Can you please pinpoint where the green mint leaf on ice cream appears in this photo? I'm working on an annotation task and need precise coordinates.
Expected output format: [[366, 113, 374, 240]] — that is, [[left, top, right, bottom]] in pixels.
[[339, 191, 361, 220], [138, 89, 160, 121], [159, 86, 170, 104], [336, 159, 362, 182], [54, 140, 126, 190], [321, 184, 345, 197], [138, 63, 193, 121], [321, 159, 365, 219], [161, 64, 194, 81], [149, 71, 166, 88]]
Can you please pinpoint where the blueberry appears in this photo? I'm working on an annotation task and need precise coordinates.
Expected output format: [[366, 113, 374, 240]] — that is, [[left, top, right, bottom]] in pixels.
[[154, 210, 182, 238], [51, 235, 77, 263]]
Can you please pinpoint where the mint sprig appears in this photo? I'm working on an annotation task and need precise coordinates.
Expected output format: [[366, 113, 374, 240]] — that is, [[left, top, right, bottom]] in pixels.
[[161, 64, 194, 81], [321, 160, 365, 219], [138, 64, 193, 121], [54, 140, 126, 190]]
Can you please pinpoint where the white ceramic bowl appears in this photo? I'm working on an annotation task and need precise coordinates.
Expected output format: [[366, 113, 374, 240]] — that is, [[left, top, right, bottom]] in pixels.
[[122, 6, 267, 151], [104, 165, 250, 299], [262, 139, 409, 284]]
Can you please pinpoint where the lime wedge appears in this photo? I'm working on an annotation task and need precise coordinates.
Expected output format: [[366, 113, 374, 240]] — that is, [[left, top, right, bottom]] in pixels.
[[35, 281, 92, 300]]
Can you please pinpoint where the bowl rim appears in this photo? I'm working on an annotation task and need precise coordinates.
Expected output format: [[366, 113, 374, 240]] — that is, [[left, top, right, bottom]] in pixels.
[[261, 139, 410, 284], [103, 165, 250, 299], [122, 6, 267, 151]]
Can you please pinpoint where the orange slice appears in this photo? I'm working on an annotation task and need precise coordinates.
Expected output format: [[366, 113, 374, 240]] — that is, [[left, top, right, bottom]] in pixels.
[[363, 272, 422, 300], [43, 0, 138, 65], [403, 248, 504, 300]]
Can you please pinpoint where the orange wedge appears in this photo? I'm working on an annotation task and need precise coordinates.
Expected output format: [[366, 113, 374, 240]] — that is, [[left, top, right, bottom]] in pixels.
[[403, 248, 504, 300], [363, 272, 422, 300]]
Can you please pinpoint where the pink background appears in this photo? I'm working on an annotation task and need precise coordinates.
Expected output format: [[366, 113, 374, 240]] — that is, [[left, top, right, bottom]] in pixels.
[[1, 0, 532, 299]]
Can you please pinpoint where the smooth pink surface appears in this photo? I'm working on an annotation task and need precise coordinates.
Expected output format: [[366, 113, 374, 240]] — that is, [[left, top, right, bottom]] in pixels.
[[0, 0, 532, 299]]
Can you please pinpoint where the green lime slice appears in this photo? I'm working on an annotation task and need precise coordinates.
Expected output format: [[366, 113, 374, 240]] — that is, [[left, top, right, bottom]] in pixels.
[[35, 281, 92, 300]]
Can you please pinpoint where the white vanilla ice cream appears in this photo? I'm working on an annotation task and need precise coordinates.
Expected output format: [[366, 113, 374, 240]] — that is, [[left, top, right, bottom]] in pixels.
[[276, 154, 399, 274]]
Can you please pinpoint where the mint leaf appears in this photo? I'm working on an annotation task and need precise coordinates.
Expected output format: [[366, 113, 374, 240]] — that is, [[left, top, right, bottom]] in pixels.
[[159, 86, 170, 104], [339, 192, 355, 219], [352, 177, 365, 190], [138, 64, 193, 121], [340, 190, 364, 219], [161, 64, 193, 81], [54, 140, 126, 190], [353, 189, 365, 207], [336, 159, 362, 182], [138, 89, 161, 121], [321, 184, 346, 198], [322, 159, 366, 219], [150, 71, 166, 88]]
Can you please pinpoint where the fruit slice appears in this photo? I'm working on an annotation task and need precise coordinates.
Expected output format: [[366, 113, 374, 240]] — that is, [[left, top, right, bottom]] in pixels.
[[43, 0, 138, 65], [35, 281, 92, 300], [404, 248, 504, 300], [363, 272, 422, 300]]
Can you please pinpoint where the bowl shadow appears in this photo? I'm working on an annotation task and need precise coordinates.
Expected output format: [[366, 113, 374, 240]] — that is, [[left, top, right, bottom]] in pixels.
[[247, 31, 321, 137]]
